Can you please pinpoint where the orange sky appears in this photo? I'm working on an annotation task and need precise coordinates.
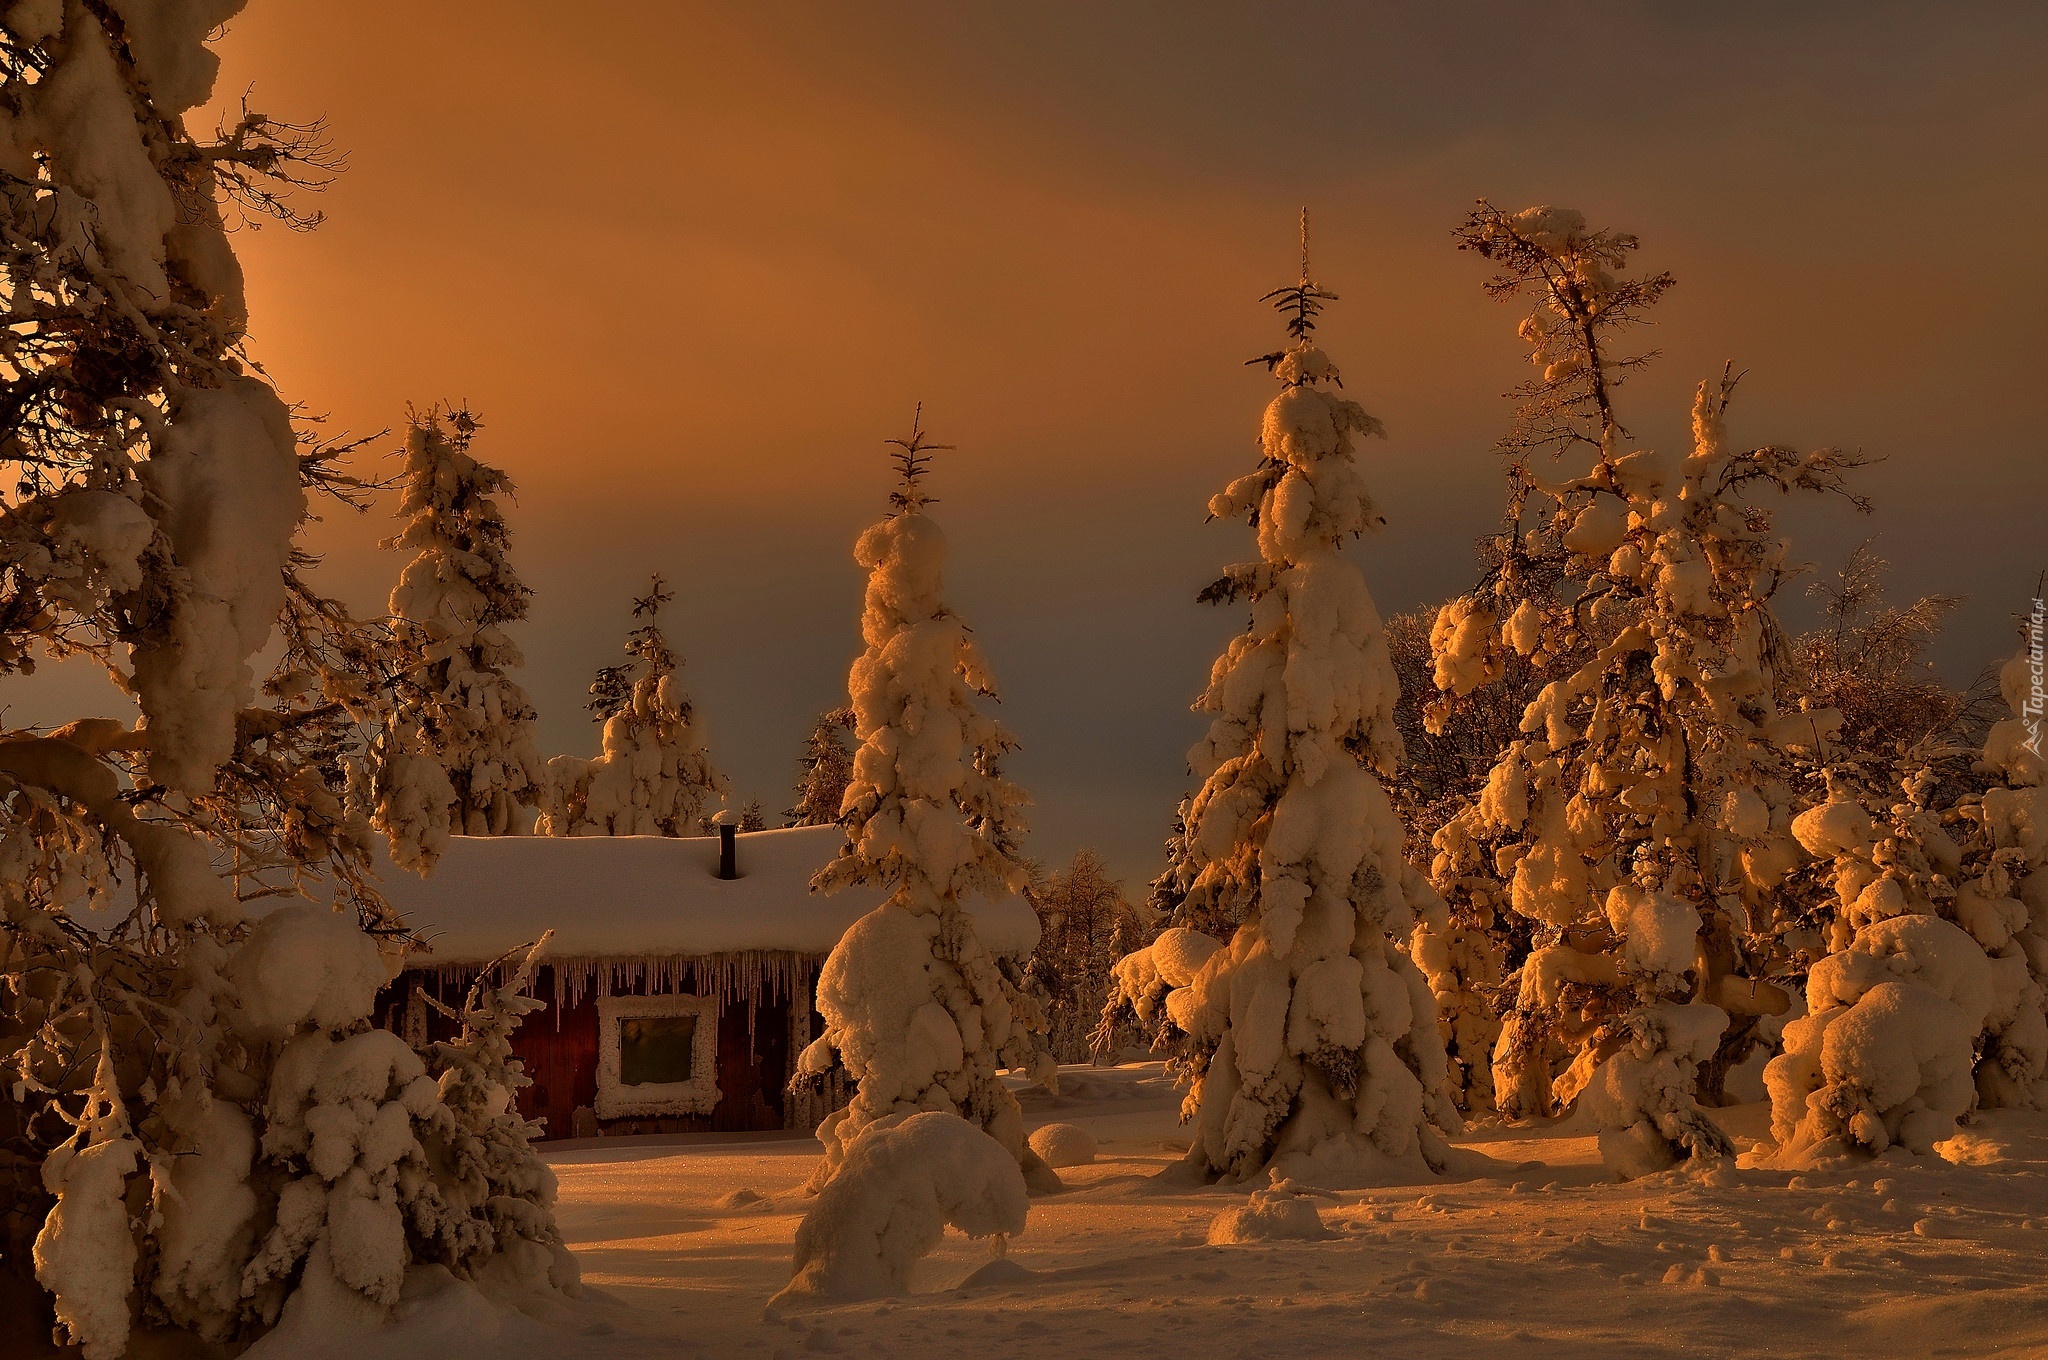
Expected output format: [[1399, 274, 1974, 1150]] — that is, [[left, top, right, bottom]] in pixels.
[[16, 2, 2046, 884]]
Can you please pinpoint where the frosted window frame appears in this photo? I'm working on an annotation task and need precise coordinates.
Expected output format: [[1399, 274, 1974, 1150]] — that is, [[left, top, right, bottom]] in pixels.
[[594, 993, 722, 1119]]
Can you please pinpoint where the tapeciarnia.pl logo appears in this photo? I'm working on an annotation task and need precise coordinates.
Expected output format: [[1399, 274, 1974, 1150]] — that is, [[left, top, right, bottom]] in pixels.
[[2024, 597, 2044, 758]]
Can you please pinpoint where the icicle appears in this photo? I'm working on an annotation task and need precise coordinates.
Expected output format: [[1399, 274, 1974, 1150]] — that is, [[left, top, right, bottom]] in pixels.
[[400, 948, 828, 1056]]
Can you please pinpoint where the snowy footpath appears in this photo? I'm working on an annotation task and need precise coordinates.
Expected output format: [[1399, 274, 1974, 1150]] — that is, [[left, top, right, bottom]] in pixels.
[[332, 1064, 2048, 1360]]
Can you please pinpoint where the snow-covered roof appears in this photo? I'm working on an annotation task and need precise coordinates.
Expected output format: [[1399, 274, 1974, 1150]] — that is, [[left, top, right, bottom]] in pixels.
[[378, 825, 1041, 967]]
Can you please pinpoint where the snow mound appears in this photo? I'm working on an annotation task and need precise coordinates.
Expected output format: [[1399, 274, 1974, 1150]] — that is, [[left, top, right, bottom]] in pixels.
[[955, 1257, 1036, 1290], [244, 1264, 568, 1360], [770, 1113, 1028, 1309], [1028, 1123, 1096, 1168], [1206, 1184, 1329, 1245], [715, 1188, 770, 1211]]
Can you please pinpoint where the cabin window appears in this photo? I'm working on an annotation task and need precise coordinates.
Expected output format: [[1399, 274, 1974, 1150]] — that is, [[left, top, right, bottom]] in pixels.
[[594, 994, 721, 1120], [620, 1015, 698, 1086]]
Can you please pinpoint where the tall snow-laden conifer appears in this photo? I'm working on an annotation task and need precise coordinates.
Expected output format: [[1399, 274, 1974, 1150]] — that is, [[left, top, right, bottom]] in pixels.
[[0, 6, 575, 1352], [374, 406, 546, 869], [1428, 203, 1871, 1177], [1140, 220, 1457, 1185], [794, 412, 1055, 1187], [538, 575, 724, 836]]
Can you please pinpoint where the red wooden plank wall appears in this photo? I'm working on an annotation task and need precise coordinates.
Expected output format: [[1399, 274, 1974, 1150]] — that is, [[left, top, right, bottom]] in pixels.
[[380, 962, 809, 1139]]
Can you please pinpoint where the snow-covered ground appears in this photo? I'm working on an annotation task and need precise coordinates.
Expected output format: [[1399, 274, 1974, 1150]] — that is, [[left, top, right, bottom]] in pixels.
[[327, 1063, 2048, 1359]]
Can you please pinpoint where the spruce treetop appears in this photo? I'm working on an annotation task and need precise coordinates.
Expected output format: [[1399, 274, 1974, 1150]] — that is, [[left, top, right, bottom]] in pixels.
[[1249, 207, 1344, 387], [588, 573, 680, 719], [884, 403, 951, 514]]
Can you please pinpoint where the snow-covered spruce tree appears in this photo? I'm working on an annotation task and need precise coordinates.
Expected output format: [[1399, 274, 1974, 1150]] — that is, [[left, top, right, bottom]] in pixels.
[[1138, 233, 1457, 1185], [407, 936, 578, 1288], [1426, 203, 1871, 1177], [371, 406, 546, 869], [0, 7, 572, 1353], [792, 412, 1056, 1188], [786, 705, 855, 826], [1761, 758, 2000, 1161], [537, 574, 724, 836], [233, 912, 580, 1345]]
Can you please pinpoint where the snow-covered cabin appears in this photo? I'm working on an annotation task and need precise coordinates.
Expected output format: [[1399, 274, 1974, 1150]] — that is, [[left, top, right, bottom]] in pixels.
[[373, 825, 1040, 1140]]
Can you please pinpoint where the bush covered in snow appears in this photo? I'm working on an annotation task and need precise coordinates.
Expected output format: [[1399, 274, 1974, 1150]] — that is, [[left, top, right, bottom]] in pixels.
[[1762, 646, 2048, 1163], [1973, 647, 2048, 1109], [770, 1111, 1027, 1308]]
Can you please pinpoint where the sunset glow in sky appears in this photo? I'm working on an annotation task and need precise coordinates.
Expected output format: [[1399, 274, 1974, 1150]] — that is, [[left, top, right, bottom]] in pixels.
[[22, 1, 2044, 884]]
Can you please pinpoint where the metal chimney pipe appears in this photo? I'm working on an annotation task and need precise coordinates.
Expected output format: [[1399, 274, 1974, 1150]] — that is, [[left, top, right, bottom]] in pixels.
[[717, 821, 738, 880]]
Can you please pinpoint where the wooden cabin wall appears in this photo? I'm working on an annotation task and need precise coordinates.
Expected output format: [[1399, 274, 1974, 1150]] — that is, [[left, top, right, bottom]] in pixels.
[[376, 958, 836, 1140]]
